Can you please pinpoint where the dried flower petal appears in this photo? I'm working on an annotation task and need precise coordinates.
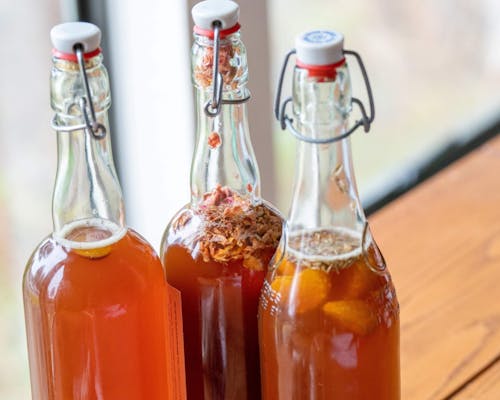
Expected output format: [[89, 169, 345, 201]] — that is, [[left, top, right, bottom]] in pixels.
[[208, 132, 221, 149], [174, 185, 282, 268], [194, 44, 237, 88]]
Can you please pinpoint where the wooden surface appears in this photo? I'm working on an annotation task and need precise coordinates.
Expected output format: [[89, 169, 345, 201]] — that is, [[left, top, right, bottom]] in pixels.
[[453, 356, 500, 399], [370, 135, 500, 400]]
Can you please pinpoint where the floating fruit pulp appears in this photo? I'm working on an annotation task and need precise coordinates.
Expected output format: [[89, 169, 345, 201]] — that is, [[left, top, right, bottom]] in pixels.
[[259, 228, 400, 400], [23, 222, 172, 400]]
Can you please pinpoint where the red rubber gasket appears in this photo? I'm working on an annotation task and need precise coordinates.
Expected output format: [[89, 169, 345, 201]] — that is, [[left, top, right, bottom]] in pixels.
[[296, 58, 346, 79], [52, 47, 101, 62], [193, 23, 241, 39]]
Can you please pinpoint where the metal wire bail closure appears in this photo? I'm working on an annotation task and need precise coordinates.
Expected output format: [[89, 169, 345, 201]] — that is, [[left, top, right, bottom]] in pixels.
[[51, 43, 107, 139], [274, 48, 375, 144], [204, 21, 224, 117], [203, 21, 251, 117]]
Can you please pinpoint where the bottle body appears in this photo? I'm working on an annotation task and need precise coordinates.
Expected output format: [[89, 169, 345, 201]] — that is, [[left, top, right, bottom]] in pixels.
[[162, 190, 281, 400], [24, 226, 172, 400], [259, 228, 400, 399]]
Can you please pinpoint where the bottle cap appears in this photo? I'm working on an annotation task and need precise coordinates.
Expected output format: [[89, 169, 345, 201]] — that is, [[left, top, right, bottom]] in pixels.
[[295, 30, 344, 66], [50, 22, 101, 55], [192, 0, 239, 30]]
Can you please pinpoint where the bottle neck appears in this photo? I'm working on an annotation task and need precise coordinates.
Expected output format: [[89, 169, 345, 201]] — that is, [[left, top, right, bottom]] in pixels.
[[51, 55, 125, 236], [190, 31, 260, 205], [288, 65, 365, 235], [190, 88, 260, 204]]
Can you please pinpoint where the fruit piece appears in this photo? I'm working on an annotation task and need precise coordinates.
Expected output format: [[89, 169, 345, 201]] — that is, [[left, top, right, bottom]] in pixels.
[[323, 300, 378, 335], [270, 275, 293, 302], [74, 246, 111, 259], [329, 258, 380, 301], [276, 258, 296, 276], [271, 268, 330, 314], [343, 261, 378, 298], [294, 269, 330, 314]]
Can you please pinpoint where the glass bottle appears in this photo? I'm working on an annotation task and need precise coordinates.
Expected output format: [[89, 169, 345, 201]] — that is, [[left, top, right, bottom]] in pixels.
[[259, 30, 400, 399], [23, 22, 176, 400], [160, 2, 282, 399]]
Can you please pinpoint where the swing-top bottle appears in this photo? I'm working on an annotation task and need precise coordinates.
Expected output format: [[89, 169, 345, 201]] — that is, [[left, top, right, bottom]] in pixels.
[[160, 1, 282, 399], [23, 22, 182, 400], [259, 30, 400, 400]]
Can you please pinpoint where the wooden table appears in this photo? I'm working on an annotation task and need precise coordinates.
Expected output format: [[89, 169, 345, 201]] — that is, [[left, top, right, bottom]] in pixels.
[[371, 135, 500, 399]]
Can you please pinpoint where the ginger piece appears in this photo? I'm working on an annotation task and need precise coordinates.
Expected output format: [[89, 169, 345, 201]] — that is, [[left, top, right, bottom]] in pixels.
[[323, 300, 378, 335]]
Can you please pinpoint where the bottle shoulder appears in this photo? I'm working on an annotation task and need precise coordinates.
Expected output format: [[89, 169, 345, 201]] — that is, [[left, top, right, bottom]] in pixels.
[[160, 203, 197, 249], [267, 225, 397, 294], [164, 198, 282, 240], [161, 189, 283, 271], [23, 228, 165, 301], [261, 231, 399, 331]]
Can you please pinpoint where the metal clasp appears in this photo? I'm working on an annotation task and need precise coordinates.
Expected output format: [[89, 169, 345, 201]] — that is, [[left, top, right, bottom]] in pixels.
[[51, 43, 106, 139], [203, 21, 251, 117], [274, 48, 375, 144]]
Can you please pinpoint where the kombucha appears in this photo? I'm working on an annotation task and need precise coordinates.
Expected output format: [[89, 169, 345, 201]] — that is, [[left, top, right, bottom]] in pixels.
[[24, 220, 172, 400], [162, 186, 281, 400], [259, 228, 400, 400]]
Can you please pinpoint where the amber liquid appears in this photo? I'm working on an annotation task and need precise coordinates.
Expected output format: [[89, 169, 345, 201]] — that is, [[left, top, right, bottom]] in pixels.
[[23, 225, 172, 400], [163, 244, 274, 400], [259, 229, 400, 400]]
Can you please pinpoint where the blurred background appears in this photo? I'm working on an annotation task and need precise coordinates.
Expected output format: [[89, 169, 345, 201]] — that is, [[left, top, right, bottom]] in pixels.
[[1, 0, 499, 397]]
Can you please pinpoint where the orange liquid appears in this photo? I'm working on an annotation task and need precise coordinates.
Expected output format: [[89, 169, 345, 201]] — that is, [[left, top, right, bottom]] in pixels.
[[163, 244, 274, 400], [23, 228, 172, 400], [259, 234, 400, 400]]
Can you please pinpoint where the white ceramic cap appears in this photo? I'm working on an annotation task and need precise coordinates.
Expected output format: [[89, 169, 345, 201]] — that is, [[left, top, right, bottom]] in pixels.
[[192, 0, 239, 30], [295, 30, 344, 66], [50, 22, 101, 54]]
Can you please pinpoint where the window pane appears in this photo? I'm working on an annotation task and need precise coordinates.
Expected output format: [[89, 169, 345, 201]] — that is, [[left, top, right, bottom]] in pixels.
[[105, 0, 194, 248], [0, 1, 61, 397], [269, 0, 500, 209]]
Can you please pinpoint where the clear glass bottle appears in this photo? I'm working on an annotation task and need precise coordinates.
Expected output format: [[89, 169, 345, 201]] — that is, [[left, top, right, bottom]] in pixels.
[[160, 2, 282, 399], [23, 22, 174, 399], [259, 30, 400, 399]]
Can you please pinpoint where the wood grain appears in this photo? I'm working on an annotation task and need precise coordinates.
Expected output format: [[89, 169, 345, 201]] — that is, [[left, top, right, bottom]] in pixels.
[[452, 358, 500, 399], [370, 135, 500, 400]]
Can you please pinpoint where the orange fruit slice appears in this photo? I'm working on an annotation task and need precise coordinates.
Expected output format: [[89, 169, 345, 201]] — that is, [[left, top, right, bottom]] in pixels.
[[293, 269, 330, 313], [270, 275, 293, 302], [271, 268, 330, 314], [323, 300, 378, 335], [276, 258, 296, 276]]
